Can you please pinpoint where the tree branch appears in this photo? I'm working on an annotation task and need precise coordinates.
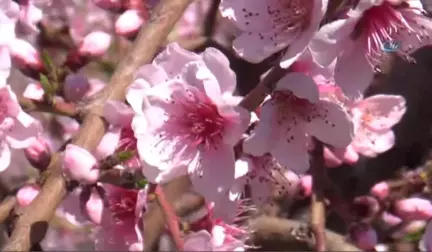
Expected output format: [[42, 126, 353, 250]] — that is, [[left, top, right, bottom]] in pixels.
[[0, 196, 16, 225], [19, 97, 78, 117], [3, 0, 194, 250], [310, 138, 327, 251], [248, 216, 361, 251]]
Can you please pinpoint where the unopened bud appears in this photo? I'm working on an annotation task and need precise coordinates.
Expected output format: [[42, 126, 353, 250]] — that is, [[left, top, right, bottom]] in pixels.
[[298, 175, 312, 198], [62, 144, 100, 184], [63, 73, 91, 102], [84, 187, 104, 224], [16, 184, 41, 207], [24, 137, 52, 172], [92, 0, 127, 13], [78, 31, 112, 58], [115, 10, 144, 38], [370, 181, 390, 200], [9, 38, 45, 79], [349, 223, 378, 250], [394, 198, 432, 220]]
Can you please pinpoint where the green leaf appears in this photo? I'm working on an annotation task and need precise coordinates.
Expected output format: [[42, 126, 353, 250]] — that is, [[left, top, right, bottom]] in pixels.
[[116, 150, 135, 162], [41, 50, 54, 70], [39, 73, 55, 95], [135, 179, 148, 188], [402, 226, 426, 242]]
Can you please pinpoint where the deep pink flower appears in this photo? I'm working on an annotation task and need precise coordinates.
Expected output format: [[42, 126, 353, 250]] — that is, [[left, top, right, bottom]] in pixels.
[[220, 0, 328, 67], [128, 43, 251, 203], [310, 0, 432, 97], [91, 184, 146, 251]]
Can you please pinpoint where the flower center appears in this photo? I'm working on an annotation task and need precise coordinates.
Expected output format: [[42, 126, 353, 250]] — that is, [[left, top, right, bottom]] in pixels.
[[107, 187, 138, 225], [118, 127, 137, 151], [354, 2, 430, 68], [269, 0, 313, 31], [163, 88, 225, 149]]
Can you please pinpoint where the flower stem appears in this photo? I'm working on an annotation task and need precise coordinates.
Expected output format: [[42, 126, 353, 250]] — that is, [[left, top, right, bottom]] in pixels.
[[155, 184, 185, 251]]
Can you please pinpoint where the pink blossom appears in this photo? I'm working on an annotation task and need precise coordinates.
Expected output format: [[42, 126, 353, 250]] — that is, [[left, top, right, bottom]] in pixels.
[[78, 31, 112, 58], [349, 223, 378, 250], [370, 181, 390, 200], [63, 73, 91, 102], [24, 136, 51, 171], [62, 144, 100, 184], [0, 0, 20, 83], [128, 43, 251, 203], [220, 0, 328, 67], [0, 84, 42, 172], [318, 84, 406, 165], [394, 198, 432, 220], [236, 154, 300, 206], [91, 184, 146, 251], [310, 0, 432, 97], [16, 184, 41, 206], [243, 72, 354, 173], [17, 0, 43, 33], [115, 9, 145, 38], [8, 38, 43, 73]]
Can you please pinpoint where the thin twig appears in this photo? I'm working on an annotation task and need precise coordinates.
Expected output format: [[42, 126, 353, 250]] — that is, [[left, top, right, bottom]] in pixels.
[[249, 216, 361, 251], [19, 97, 78, 117], [238, 66, 288, 111], [154, 185, 184, 251], [2, 0, 194, 250], [0, 196, 16, 224], [310, 138, 327, 251]]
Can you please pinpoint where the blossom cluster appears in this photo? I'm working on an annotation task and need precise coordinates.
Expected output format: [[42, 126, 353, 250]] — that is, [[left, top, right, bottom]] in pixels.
[[2, 0, 432, 251]]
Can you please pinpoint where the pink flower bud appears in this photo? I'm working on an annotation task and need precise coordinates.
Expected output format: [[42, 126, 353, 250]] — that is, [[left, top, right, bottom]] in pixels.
[[299, 175, 312, 197], [349, 223, 378, 250], [78, 31, 112, 58], [115, 10, 144, 38], [16, 184, 40, 207], [370, 181, 390, 200], [63, 73, 91, 102], [395, 198, 432, 220], [84, 188, 104, 224], [24, 137, 52, 172], [92, 0, 126, 13], [379, 211, 402, 228], [62, 144, 100, 184], [9, 38, 44, 79]]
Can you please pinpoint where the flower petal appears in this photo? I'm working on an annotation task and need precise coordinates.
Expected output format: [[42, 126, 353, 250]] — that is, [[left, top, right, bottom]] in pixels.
[[0, 143, 11, 172], [103, 100, 134, 127], [220, 105, 251, 146], [6, 119, 41, 149], [275, 72, 319, 103], [184, 230, 213, 251], [334, 40, 374, 99], [243, 99, 280, 156], [153, 43, 201, 77], [306, 100, 354, 148], [189, 144, 236, 202], [202, 47, 236, 94]]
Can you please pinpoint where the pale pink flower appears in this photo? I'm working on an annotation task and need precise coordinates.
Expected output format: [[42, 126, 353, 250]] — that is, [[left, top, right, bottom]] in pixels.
[[318, 84, 406, 165], [16, 184, 41, 206], [310, 0, 432, 97], [220, 0, 328, 67], [394, 198, 432, 220], [17, 0, 43, 33], [92, 184, 146, 251], [0, 84, 42, 172], [243, 72, 354, 173], [236, 154, 300, 206], [78, 31, 112, 58], [63, 73, 91, 102], [0, 0, 20, 83], [128, 43, 251, 202], [115, 9, 145, 38], [62, 144, 100, 184]]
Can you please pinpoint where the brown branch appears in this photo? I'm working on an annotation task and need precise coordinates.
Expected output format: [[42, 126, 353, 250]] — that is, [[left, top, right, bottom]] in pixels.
[[0, 196, 16, 224], [18, 97, 78, 117], [310, 138, 327, 251], [238, 66, 288, 111], [154, 185, 184, 251], [248, 216, 361, 251], [3, 0, 194, 250]]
